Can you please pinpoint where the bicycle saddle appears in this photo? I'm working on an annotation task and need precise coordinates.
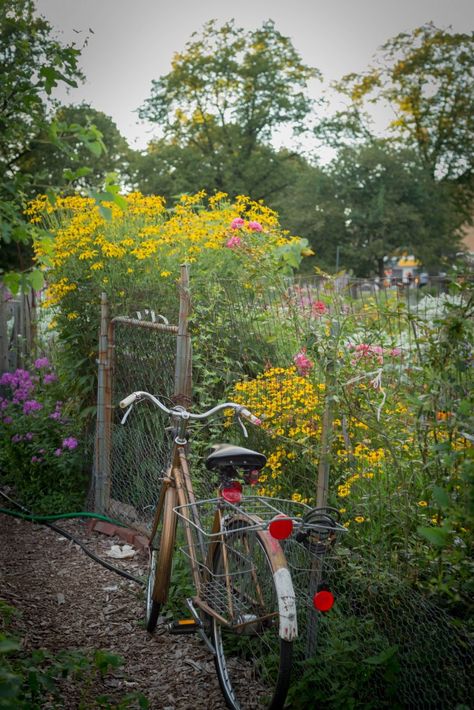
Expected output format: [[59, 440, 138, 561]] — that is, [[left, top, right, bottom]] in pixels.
[[205, 444, 267, 472]]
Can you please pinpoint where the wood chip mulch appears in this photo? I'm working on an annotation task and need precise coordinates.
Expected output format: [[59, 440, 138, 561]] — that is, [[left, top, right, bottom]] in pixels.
[[0, 512, 227, 709]]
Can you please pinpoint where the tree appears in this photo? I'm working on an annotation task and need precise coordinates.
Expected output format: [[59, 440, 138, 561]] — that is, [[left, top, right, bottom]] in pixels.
[[337, 143, 466, 275], [0, 0, 105, 284], [337, 24, 474, 185], [18, 104, 133, 195], [277, 141, 464, 277], [138, 19, 319, 200]]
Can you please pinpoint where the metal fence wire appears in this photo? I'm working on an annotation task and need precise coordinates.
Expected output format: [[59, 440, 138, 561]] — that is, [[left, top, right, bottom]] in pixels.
[[92, 272, 473, 707]]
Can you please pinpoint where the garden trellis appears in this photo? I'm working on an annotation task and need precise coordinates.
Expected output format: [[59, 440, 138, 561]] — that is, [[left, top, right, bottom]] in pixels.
[[92, 272, 473, 707]]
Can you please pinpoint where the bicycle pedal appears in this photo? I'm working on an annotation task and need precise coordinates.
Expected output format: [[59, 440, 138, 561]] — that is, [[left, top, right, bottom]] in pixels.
[[168, 619, 200, 635]]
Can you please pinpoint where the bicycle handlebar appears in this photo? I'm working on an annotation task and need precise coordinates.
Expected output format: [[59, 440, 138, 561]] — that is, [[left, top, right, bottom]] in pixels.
[[119, 390, 261, 426]]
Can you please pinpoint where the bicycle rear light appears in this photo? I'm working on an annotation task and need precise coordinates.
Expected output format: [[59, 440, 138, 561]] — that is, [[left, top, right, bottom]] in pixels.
[[313, 590, 334, 612], [268, 515, 293, 540], [220, 481, 243, 504]]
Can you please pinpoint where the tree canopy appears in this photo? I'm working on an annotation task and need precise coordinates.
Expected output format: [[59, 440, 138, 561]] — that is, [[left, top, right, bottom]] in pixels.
[[138, 19, 319, 199], [0, 0, 105, 283], [18, 104, 133, 195], [337, 24, 474, 183]]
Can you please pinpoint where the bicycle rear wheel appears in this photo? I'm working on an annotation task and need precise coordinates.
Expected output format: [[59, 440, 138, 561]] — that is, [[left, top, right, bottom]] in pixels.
[[146, 484, 177, 632], [210, 524, 294, 709]]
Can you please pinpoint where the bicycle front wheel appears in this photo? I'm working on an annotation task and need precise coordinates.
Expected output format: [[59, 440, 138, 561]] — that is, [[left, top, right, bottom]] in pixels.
[[210, 524, 294, 709]]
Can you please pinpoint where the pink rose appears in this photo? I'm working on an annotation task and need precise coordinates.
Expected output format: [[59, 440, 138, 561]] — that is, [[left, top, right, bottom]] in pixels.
[[248, 221, 263, 232], [230, 218, 245, 230]]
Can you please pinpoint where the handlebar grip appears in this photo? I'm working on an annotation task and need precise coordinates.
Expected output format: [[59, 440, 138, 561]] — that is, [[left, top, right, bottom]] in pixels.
[[119, 393, 139, 409], [239, 407, 262, 426]]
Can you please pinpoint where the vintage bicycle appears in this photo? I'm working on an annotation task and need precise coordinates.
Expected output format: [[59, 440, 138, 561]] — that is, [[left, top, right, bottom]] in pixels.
[[120, 390, 345, 710]]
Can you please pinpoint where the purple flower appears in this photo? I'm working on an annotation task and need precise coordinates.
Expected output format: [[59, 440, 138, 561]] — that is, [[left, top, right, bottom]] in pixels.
[[230, 217, 245, 230], [25, 432, 34, 441], [49, 411, 61, 421], [0, 398, 8, 411], [248, 221, 263, 232], [11, 433, 23, 443], [23, 400, 43, 415], [43, 373, 57, 384], [3, 416, 12, 424], [31, 455, 42, 463], [34, 357, 50, 369], [62, 436, 78, 450], [54, 448, 62, 457]]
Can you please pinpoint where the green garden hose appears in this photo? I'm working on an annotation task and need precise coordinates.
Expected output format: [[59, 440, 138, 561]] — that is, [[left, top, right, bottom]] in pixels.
[[0, 508, 124, 527], [0, 496, 145, 586]]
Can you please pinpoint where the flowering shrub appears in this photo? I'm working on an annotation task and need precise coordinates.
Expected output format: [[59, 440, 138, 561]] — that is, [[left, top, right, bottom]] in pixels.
[[29, 190, 310, 406], [0, 359, 86, 511]]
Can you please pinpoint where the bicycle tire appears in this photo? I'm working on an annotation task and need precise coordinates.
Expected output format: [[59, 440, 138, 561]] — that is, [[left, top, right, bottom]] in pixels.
[[210, 523, 294, 709], [146, 485, 177, 633]]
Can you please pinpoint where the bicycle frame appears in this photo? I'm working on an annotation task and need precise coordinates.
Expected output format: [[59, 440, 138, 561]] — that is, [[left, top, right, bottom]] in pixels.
[[148, 438, 298, 641]]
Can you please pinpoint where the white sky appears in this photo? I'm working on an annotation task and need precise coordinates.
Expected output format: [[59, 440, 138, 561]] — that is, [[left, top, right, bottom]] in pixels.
[[36, 0, 474, 153]]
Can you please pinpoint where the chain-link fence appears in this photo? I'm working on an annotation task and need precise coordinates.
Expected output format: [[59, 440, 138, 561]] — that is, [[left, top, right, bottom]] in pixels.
[[92, 271, 473, 707]]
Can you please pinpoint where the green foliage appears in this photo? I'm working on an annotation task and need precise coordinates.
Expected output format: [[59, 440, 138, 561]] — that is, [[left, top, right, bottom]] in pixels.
[[138, 19, 318, 200], [17, 104, 134, 196], [0, 0, 113, 282], [0, 359, 88, 512], [0, 601, 148, 708], [338, 24, 474, 182]]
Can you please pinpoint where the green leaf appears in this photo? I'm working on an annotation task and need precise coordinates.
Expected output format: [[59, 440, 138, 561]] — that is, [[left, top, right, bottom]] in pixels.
[[28, 269, 45, 292], [2, 272, 21, 295], [363, 645, 398, 666], [85, 140, 103, 157], [45, 189, 57, 207], [432, 485, 450, 509], [0, 638, 20, 654], [417, 525, 450, 548], [99, 204, 112, 221]]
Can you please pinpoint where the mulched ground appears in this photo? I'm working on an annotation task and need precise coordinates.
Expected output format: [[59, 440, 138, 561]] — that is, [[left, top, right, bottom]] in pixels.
[[0, 512, 227, 709]]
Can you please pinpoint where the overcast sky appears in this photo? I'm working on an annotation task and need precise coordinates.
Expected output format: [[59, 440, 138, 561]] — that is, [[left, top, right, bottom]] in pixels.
[[36, 0, 474, 152]]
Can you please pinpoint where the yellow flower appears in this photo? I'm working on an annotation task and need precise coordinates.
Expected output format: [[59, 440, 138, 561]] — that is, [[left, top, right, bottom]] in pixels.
[[354, 516, 365, 523], [418, 500, 428, 507], [67, 312, 79, 320]]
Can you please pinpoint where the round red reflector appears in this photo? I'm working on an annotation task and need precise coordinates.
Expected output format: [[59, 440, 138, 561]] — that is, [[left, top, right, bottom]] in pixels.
[[313, 590, 334, 612], [268, 516, 293, 540], [221, 482, 242, 504]]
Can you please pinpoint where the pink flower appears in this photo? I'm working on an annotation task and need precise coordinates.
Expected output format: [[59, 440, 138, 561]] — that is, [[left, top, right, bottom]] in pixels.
[[230, 218, 245, 230], [43, 373, 57, 384], [312, 301, 327, 317], [226, 236, 242, 248], [54, 448, 62, 457], [293, 348, 314, 377], [248, 221, 263, 232], [389, 348, 402, 357]]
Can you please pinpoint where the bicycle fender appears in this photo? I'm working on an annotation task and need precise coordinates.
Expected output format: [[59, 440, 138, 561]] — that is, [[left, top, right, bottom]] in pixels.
[[273, 567, 298, 641]]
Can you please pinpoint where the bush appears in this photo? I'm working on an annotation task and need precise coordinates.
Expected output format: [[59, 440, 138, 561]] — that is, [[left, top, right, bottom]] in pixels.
[[0, 358, 87, 512]]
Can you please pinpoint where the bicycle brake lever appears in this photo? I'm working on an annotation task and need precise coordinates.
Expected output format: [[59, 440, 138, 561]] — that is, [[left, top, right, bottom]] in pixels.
[[121, 404, 133, 425], [236, 414, 249, 438]]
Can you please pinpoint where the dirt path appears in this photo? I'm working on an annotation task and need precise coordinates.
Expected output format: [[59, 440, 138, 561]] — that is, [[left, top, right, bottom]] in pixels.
[[0, 513, 226, 709]]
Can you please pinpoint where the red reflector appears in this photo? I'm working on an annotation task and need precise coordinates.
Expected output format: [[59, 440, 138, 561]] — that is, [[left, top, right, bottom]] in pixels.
[[313, 590, 334, 612], [268, 515, 293, 540], [221, 481, 242, 504]]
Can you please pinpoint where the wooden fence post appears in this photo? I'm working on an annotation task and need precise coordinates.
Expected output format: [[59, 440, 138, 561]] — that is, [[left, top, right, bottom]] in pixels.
[[95, 293, 110, 514], [0, 286, 10, 373], [316, 323, 339, 508], [174, 264, 192, 405]]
